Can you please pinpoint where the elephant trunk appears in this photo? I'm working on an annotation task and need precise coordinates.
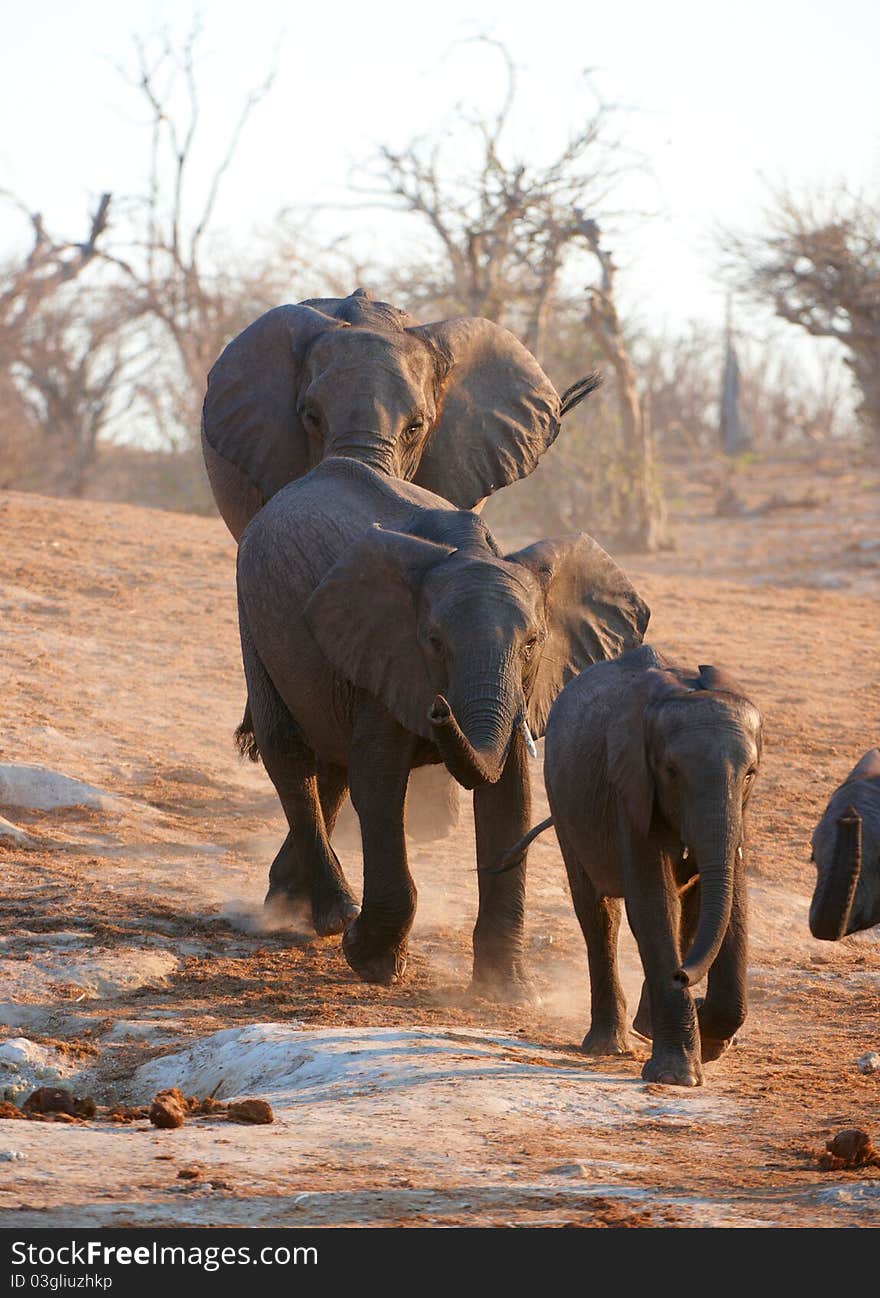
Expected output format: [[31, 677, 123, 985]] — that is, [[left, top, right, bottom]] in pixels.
[[675, 801, 740, 988], [809, 806, 862, 941], [429, 695, 511, 789]]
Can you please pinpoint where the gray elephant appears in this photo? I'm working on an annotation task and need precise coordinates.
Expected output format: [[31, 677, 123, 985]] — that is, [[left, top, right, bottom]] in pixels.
[[810, 749, 880, 940], [202, 287, 596, 841], [235, 457, 649, 996], [510, 645, 762, 1084], [202, 287, 595, 536]]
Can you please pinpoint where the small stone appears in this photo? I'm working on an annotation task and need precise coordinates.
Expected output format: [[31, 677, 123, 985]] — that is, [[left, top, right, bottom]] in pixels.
[[823, 1128, 879, 1169], [149, 1091, 186, 1130], [0, 1149, 25, 1161], [226, 1098, 273, 1125], [177, 1167, 203, 1180], [0, 1102, 25, 1121], [857, 1052, 880, 1075], [22, 1087, 96, 1119], [189, 1096, 226, 1116]]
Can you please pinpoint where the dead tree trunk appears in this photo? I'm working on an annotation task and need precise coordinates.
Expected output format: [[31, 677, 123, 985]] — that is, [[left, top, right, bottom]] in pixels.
[[583, 225, 662, 551]]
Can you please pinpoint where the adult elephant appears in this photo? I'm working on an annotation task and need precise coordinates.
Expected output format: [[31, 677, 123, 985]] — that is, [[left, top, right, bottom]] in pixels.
[[202, 287, 596, 841], [236, 457, 649, 997], [202, 287, 595, 537]]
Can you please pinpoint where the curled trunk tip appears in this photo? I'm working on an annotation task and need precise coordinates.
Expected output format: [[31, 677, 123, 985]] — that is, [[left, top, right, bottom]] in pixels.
[[430, 696, 451, 725], [429, 693, 504, 790]]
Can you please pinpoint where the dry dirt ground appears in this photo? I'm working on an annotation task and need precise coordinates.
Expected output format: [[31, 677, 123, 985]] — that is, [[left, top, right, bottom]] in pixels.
[[0, 448, 878, 1229]]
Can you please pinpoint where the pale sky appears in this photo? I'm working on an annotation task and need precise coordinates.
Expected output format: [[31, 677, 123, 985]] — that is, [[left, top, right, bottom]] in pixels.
[[2, 0, 878, 334]]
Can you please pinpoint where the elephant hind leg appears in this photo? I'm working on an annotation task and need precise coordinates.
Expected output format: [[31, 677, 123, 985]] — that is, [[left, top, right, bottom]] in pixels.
[[563, 841, 630, 1056], [242, 633, 358, 937]]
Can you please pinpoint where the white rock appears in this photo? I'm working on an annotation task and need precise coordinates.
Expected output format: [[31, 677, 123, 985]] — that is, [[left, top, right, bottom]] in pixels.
[[0, 764, 112, 812], [0, 949, 178, 1001], [0, 1150, 25, 1162], [0, 1036, 78, 1102], [0, 815, 35, 846], [133, 1024, 736, 1129], [857, 1051, 880, 1074], [105, 1019, 183, 1043]]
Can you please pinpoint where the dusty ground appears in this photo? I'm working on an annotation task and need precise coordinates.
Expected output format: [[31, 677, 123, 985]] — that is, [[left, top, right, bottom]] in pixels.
[[0, 447, 878, 1228]]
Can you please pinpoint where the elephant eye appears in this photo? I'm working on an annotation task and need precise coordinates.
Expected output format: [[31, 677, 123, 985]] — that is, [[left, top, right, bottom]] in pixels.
[[302, 406, 321, 430], [428, 633, 444, 656], [522, 636, 538, 661], [404, 416, 425, 437], [745, 770, 756, 785]]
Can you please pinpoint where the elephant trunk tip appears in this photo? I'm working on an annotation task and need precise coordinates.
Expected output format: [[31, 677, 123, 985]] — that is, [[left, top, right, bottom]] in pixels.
[[809, 804, 862, 941], [429, 693, 503, 789], [430, 695, 452, 726]]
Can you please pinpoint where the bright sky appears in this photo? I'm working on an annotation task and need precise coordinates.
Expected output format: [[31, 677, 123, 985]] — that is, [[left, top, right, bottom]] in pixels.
[[2, 0, 878, 334]]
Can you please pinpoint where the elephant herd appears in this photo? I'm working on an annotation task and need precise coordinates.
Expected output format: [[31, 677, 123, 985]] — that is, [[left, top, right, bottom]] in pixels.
[[201, 288, 879, 1088]]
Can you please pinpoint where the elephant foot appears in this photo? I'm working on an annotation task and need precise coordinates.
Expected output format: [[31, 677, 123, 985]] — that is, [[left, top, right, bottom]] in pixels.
[[342, 916, 408, 985], [262, 886, 311, 930], [642, 1049, 703, 1088], [311, 889, 360, 938], [696, 999, 743, 1061], [700, 1034, 736, 1063], [468, 961, 539, 1006], [581, 1025, 632, 1057]]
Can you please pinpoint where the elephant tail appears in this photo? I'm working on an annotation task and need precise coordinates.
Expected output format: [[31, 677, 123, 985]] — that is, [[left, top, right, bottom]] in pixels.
[[485, 816, 555, 875], [560, 373, 602, 417], [234, 698, 261, 763]]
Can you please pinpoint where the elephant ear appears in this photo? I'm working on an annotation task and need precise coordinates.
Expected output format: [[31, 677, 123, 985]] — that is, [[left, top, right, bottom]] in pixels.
[[509, 534, 651, 737], [304, 527, 453, 739], [409, 317, 563, 508], [201, 304, 345, 539], [606, 684, 655, 838]]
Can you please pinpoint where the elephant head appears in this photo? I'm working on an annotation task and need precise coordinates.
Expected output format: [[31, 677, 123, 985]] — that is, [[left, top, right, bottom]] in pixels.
[[304, 516, 649, 790], [608, 661, 762, 987], [202, 288, 596, 538], [809, 748, 880, 939]]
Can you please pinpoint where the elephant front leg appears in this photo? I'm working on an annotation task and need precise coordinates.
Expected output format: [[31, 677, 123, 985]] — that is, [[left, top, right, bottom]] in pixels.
[[344, 705, 419, 985], [621, 828, 702, 1086], [471, 732, 534, 1003], [632, 857, 698, 1041]]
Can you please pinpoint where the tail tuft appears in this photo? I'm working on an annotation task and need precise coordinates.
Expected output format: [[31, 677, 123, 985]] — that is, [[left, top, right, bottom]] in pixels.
[[234, 719, 261, 763], [560, 372, 602, 417]]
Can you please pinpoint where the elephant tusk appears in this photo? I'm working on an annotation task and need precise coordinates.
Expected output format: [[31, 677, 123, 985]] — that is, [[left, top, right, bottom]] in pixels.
[[520, 717, 538, 760]]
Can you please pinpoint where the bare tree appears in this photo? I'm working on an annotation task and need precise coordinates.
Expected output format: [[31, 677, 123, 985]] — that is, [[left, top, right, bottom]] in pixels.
[[726, 187, 880, 449], [356, 42, 663, 550], [359, 41, 629, 355], [579, 220, 662, 550], [0, 193, 121, 492], [102, 25, 284, 448], [0, 190, 111, 334]]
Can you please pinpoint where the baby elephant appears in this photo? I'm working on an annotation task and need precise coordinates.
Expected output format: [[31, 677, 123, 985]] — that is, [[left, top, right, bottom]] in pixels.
[[523, 645, 763, 1086], [810, 748, 880, 941]]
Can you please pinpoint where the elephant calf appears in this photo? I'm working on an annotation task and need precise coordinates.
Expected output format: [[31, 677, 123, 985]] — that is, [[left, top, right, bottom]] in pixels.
[[810, 748, 880, 940], [517, 645, 763, 1086]]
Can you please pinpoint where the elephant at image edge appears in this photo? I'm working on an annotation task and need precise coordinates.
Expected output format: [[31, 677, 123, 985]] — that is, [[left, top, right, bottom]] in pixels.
[[202, 287, 597, 840], [236, 457, 649, 996], [810, 748, 880, 940], [536, 645, 762, 1085]]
